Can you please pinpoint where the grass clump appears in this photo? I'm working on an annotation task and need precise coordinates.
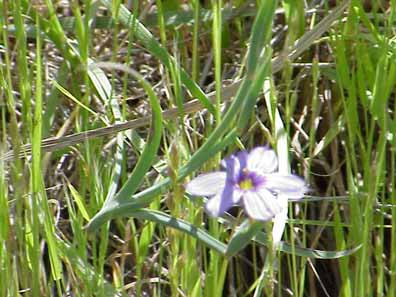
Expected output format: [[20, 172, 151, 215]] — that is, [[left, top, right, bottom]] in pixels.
[[1, 1, 395, 296]]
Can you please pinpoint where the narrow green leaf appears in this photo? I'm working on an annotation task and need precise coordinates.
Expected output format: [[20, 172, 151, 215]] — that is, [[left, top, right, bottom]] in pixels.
[[86, 64, 162, 231], [371, 55, 388, 126], [86, 129, 237, 232], [20, 0, 79, 65], [57, 240, 117, 294], [313, 115, 345, 157], [32, 16, 63, 283], [255, 232, 361, 259], [52, 80, 99, 117], [67, 183, 91, 221], [42, 62, 69, 137], [87, 60, 124, 202], [246, 0, 277, 75], [99, 0, 215, 115], [237, 49, 272, 130], [107, 208, 227, 255], [226, 220, 263, 257]]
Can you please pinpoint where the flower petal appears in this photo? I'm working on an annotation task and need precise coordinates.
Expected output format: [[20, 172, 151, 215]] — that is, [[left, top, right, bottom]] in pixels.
[[247, 147, 278, 174], [186, 172, 227, 196], [221, 153, 246, 182], [205, 184, 242, 217], [242, 188, 283, 221], [264, 174, 308, 199], [235, 150, 248, 170]]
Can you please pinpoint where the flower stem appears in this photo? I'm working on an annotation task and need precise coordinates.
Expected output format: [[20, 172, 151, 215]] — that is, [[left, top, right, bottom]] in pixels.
[[254, 222, 274, 297]]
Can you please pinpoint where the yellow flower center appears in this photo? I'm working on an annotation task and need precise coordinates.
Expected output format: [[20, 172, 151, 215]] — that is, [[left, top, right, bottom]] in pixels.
[[239, 178, 253, 190]]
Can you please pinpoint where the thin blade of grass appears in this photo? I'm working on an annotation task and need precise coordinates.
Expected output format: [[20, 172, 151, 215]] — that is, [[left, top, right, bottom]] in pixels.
[[254, 232, 361, 259], [226, 220, 263, 257], [86, 64, 162, 229], [107, 208, 227, 255], [100, 0, 215, 115]]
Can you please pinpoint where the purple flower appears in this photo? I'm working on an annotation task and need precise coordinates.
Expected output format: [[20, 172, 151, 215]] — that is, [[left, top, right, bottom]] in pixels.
[[186, 147, 307, 221]]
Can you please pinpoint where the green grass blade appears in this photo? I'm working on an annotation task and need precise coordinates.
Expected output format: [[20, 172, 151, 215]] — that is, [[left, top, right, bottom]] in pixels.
[[86, 64, 162, 229], [86, 129, 237, 231], [237, 49, 272, 130], [110, 208, 227, 255], [245, 0, 277, 75], [100, 0, 215, 115], [254, 232, 361, 259], [20, 0, 79, 65], [12, 0, 32, 135], [99, 65, 162, 203], [226, 220, 263, 257], [87, 59, 126, 201], [42, 62, 70, 137]]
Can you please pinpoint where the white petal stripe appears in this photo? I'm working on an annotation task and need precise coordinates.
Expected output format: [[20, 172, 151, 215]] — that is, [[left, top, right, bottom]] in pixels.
[[205, 194, 224, 217], [247, 147, 278, 174], [186, 172, 227, 196], [264, 174, 307, 199], [242, 189, 283, 221]]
